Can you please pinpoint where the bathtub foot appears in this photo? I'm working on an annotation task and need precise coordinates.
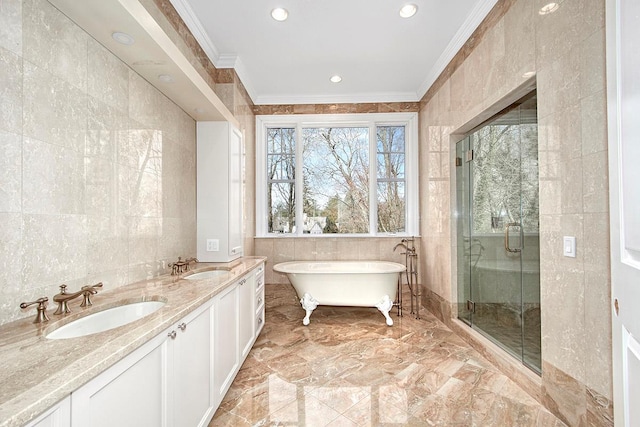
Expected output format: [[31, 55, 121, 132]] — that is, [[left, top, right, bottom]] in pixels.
[[300, 293, 319, 326], [376, 295, 394, 326]]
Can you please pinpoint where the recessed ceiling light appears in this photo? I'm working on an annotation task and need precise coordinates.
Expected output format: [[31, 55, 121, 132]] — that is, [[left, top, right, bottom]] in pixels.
[[112, 31, 135, 45], [330, 75, 342, 83], [399, 4, 418, 18], [158, 74, 174, 83], [271, 8, 288, 21], [539, 2, 559, 15]]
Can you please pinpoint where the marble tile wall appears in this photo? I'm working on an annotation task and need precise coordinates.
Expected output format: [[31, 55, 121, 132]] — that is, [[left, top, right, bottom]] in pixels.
[[418, 0, 611, 425], [0, 0, 197, 326]]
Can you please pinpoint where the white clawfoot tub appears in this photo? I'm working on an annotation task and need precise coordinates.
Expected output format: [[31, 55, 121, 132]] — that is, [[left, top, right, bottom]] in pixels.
[[272, 261, 406, 326]]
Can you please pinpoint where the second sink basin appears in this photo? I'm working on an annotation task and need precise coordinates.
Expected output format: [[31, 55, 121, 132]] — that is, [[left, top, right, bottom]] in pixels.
[[46, 300, 166, 340], [185, 270, 229, 280]]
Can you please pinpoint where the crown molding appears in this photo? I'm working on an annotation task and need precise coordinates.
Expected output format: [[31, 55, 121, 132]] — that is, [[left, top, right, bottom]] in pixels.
[[254, 91, 420, 106], [216, 53, 237, 68], [169, 0, 259, 103], [416, 0, 499, 99], [169, 0, 220, 61], [229, 56, 257, 102]]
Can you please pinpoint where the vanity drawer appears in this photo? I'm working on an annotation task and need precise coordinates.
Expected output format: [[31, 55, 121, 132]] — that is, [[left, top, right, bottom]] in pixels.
[[255, 308, 265, 335], [255, 284, 264, 314]]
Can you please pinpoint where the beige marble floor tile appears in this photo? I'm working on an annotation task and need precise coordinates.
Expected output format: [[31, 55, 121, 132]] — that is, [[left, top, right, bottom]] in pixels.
[[210, 284, 566, 427]]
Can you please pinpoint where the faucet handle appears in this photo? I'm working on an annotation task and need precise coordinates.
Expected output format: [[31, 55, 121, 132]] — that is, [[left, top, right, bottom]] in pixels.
[[80, 282, 103, 307], [20, 297, 50, 323]]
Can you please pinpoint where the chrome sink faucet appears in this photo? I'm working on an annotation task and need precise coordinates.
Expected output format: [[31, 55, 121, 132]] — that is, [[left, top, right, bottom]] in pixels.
[[53, 282, 103, 315]]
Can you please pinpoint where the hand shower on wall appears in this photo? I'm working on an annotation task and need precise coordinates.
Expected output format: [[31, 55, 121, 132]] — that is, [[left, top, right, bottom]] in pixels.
[[393, 237, 420, 319]]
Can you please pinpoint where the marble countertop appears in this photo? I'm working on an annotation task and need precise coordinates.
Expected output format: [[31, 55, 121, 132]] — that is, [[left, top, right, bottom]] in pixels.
[[0, 257, 266, 427]]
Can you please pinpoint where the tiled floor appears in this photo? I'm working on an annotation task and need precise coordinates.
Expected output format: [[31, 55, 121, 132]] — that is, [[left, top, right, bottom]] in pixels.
[[210, 284, 566, 426]]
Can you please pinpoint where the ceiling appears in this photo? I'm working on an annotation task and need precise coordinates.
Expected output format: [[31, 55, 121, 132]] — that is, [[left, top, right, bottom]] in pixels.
[[170, 0, 499, 105]]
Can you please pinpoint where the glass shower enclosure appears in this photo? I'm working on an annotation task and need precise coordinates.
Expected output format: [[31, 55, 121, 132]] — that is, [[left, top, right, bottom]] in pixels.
[[456, 92, 541, 373]]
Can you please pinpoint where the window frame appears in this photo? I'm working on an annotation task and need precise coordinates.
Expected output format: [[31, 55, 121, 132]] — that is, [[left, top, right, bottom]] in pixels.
[[256, 113, 418, 237]]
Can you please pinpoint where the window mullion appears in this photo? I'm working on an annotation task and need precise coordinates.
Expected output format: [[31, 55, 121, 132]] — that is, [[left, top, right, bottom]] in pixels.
[[295, 122, 304, 236], [369, 123, 377, 236]]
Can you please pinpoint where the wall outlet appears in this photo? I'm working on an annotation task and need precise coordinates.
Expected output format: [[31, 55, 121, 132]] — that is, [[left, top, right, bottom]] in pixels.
[[563, 236, 576, 258], [206, 239, 219, 252]]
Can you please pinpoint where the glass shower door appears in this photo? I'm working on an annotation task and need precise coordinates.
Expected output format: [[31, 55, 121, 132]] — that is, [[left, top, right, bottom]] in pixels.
[[457, 92, 540, 373]]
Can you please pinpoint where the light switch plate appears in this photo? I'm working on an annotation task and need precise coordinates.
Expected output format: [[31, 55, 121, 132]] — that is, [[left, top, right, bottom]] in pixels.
[[206, 239, 219, 252], [563, 236, 576, 258]]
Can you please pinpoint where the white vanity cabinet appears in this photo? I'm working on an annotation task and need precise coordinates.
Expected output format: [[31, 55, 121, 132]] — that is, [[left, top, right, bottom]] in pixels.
[[255, 264, 265, 337], [213, 280, 239, 406], [197, 121, 244, 263], [71, 325, 170, 426], [238, 272, 256, 359], [169, 301, 215, 427], [71, 300, 214, 427], [213, 263, 265, 405], [25, 396, 70, 427], [31, 262, 266, 427]]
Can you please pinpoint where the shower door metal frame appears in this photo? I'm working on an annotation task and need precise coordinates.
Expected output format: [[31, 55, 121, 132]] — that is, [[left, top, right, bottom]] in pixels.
[[455, 92, 541, 374]]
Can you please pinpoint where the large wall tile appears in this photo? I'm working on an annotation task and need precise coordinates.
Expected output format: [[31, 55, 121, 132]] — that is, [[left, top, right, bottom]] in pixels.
[[86, 214, 128, 276], [0, 130, 22, 213], [0, 213, 23, 322], [0, 47, 23, 135], [87, 97, 129, 161], [21, 213, 88, 288], [582, 152, 608, 213], [581, 91, 607, 156], [88, 39, 129, 114], [128, 71, 164, 130], [23, 62, 87, 151], [23, 137, 85, 215], [0, 0, 22, 55], [22, 0, 88, 91], [161, 138, 196, 219], [580, 29, 606, 100]]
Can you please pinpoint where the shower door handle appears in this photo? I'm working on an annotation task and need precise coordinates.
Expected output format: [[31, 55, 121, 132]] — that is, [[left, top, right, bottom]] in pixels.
[[504, 222, 523, 253]]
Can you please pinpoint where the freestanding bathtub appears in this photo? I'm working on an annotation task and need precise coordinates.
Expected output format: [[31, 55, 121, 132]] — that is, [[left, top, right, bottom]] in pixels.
[[272, 261, 406, 326]]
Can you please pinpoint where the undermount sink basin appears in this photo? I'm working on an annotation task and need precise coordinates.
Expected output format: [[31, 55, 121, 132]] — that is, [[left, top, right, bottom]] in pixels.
[[46, 300, 166, 340], [185, 270, 229, 280]]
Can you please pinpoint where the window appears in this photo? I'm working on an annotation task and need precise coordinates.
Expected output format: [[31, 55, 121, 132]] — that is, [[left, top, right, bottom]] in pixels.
[[257, 113, 418, 237]]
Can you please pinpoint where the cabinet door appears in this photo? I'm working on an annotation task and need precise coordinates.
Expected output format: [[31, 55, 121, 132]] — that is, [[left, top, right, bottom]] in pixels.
[[228, 126, 243, 258], [25, 396, 70, 427], [173, 302, 215, 427], [255, 266, 265, 337], [213, 283, 239, 405], [238, 273, 255, 359], [72, 332, 169, 427]]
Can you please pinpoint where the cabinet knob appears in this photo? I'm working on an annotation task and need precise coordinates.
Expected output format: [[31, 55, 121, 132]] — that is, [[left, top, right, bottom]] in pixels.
[[257, 297, 263, 305], [178, 322, 187, 331], [168, 330, 177, 339], [258, 317, 263, 325]]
